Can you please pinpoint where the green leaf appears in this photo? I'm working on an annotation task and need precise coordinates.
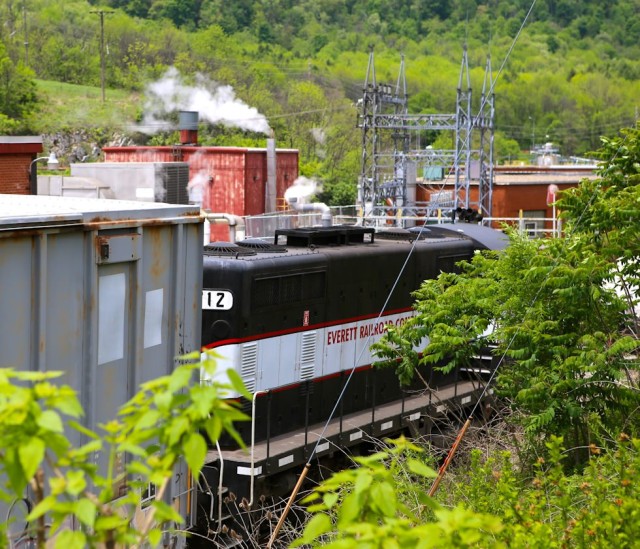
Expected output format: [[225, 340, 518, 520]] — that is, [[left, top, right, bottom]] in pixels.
[[74, 498, 96, 528], [18, 437, 45, 481], [168, 366, 193, 393], [67, 420, 99, 439], [168, 416, 189, 446], [153, 390, 173, 411], [183, 432, 207, 478], [26, 495, 57, 521], [152, 499, 184, 524], [148, 528, 163, 546], [37, 410, 64, 433], [95, 514, 126, 530], [337, 492, 361, 527], [354, 470, 373, 495], [51, 392, 83, 418], [14, 370, 63, 381], [66, 470, 86, 496], [4, 448, 28, 495], [204, 415, 222, 445], [135, 409, 161, 431], [378, 482, 398, 514], [54, 529, 86, 549], [297, 513, 332, 545], [226, 368, 252, 400], [323, 492, 339, 509], [117, 441, 147, 457], [407, 458, 438, 478], [71, 439, 103, 458]]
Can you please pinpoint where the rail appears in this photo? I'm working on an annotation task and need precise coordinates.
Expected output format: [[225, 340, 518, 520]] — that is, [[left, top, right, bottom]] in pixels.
[[242, 207, 563, 240]]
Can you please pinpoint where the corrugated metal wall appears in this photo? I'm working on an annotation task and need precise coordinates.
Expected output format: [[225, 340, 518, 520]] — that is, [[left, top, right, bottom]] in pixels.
[[103, 146, 299, 217], [0, 196, 203, 543]]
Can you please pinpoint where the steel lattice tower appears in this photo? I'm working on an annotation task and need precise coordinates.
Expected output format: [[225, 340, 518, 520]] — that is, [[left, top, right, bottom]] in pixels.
[[357, 48, 495, 223]]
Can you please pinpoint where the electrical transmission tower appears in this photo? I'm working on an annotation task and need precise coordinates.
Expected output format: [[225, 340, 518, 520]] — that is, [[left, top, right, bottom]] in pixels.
[[357, 48, 495, 223]]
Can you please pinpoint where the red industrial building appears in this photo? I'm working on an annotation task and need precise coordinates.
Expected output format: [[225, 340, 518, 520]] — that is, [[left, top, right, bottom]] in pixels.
[[101, 112, 299, 237], [101, 144, 298, 217], [417, 165, 598, 233], [0, 137, 44, 194]]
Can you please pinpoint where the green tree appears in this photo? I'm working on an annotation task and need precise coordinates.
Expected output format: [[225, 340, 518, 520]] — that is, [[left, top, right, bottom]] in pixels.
[[0, 353, 248, 547], [0, 41, 38, 129], [373, 127, 640, 461]]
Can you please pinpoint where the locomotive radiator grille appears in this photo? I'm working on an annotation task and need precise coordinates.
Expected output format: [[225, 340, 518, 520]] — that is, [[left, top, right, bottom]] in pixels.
[[240, 343, 258, 393], [299, 331, 316, 381]]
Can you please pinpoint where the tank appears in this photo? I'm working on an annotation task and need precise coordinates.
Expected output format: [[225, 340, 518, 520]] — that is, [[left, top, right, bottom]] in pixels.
[[0, 195, 203, 544]]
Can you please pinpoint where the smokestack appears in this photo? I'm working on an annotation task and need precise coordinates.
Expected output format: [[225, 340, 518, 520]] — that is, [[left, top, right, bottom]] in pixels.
[[179, 110, 199, 145], [265, 131, 277, 213]]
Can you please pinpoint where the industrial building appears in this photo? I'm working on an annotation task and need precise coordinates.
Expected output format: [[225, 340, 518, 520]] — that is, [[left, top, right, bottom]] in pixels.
[[0, 136, 44, 194], [417, 164, 598, 233]]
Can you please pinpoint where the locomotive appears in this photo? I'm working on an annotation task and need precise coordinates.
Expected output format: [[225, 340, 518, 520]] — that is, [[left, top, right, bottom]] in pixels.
[[195, 222, 506, 544]]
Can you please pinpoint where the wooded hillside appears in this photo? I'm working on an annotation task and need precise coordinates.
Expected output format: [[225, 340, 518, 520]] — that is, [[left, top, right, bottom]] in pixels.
[[1, 0, 639, 202]]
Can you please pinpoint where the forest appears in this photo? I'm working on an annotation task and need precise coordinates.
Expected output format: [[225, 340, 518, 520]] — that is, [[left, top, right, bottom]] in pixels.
[[1, 0, 640, 203]]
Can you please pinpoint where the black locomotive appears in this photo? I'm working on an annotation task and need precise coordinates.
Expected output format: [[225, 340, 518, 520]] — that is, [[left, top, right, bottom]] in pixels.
[[195, 223, 506, 544]]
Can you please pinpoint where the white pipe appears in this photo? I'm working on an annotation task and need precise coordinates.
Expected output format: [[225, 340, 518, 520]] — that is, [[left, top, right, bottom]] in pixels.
[[203, 212, 246, 243], [208, 441, 225, 531], [249, 390, 269, 508], [286, 197, 332, 227]]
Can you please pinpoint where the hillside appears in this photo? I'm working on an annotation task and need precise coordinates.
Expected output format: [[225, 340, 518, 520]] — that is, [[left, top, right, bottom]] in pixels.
[[1, 0, 639, 202]]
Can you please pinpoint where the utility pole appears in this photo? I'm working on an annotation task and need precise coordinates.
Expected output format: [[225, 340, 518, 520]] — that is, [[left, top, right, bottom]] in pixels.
[[90, 9, 112, 103], [22, 1, 28, 67]]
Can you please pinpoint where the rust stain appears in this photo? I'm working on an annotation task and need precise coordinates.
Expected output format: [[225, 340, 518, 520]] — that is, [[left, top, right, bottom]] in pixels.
[[148, 227, 167, 282]]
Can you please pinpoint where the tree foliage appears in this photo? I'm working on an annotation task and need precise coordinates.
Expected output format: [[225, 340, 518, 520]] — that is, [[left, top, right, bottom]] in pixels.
[[2, 0, 640, 198], [293, 437, 503, 549], [0, 40, 38, 130], [297, 435, 640, 548], [0, 352, 249, 548], [373, 126, 640, 460]]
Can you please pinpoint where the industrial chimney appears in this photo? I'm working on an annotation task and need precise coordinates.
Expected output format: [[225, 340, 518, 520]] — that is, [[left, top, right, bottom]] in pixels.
[[179, 111, 199, 145], [265, 130, 277, 213]]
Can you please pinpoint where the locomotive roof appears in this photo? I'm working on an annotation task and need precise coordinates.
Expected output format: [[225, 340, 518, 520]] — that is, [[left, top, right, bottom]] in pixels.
[[203, 229, 480, 265]]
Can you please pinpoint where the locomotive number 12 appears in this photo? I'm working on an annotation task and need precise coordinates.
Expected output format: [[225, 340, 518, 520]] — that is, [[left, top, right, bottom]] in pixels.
[[202, 290, 233, 310]]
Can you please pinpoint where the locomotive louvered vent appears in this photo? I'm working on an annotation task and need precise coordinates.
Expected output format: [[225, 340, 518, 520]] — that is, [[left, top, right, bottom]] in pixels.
[[299, 331, 316, 381], [240, 343, 258, 393], [157, 163, 189, 204], [237, 238, 288, 253], [376, 228, 413, 240], [203, 242, 257, 257]]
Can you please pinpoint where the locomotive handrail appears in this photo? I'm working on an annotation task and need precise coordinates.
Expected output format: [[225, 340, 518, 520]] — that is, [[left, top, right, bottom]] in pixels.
[[249, 390, 269, 507], [207, 441, 225, 529]]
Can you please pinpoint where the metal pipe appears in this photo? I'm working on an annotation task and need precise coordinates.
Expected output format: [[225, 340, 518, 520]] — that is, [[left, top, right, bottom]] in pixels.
[[203, 212, 246, 243], [428, 417, 472, 497], [266, 392, 272, 460], [266, 463, 311, 549], [249, 390, 269, 507], [208, 441, 225, 531], [285, 196, 332, 227]]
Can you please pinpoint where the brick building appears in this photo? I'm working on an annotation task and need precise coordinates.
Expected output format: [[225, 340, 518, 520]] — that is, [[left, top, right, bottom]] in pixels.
[[0, 137, 44, 194], [418, 165, 598, 233]]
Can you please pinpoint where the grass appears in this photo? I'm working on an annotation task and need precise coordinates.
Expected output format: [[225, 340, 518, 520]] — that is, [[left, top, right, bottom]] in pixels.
[[34, 80, 141, 133]]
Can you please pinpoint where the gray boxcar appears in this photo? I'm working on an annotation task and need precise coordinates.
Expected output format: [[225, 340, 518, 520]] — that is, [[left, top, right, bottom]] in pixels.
[[0, 195, 203, 545]]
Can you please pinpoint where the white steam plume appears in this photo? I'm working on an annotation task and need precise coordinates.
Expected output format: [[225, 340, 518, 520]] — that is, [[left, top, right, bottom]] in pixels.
[[187, 170, 210, 206], [284, 176, 321, 204], [136, 67, 270, 134]]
